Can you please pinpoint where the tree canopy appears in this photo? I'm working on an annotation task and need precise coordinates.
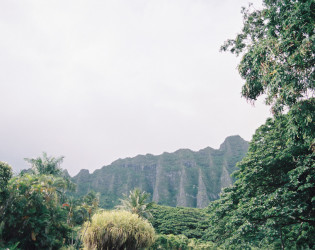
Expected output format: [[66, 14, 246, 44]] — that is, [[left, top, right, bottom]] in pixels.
[[0, 154, 88, 249], [150, 204, 209, 239], [207, 0, 315, 248], [221, 0, 315, 114], [1, 174, 72, 249], [205, 98, 315, 249]]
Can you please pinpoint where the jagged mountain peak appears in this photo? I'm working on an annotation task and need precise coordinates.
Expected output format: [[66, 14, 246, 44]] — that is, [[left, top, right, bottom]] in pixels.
[[73, 169, 90, 180], [219, 136, 248, 157], [62, 169, 71, 178], [72, 136, 248, 209], [219, 135, 246, 149]]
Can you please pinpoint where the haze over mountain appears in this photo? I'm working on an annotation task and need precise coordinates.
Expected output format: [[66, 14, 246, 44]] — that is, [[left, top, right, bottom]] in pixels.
[[0, 0, 269, 176], [72, 135, 248, 208]]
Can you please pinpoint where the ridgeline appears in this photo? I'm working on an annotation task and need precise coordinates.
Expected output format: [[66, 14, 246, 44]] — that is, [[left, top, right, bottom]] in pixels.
[[72, 135, 248, 208]]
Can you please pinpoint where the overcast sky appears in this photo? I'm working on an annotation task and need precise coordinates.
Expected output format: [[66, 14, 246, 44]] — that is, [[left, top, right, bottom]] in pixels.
[[0, 0, 270, 176]]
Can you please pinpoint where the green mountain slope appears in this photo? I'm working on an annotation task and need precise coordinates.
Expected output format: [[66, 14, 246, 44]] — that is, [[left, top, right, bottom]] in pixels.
[[72, 135, 248, 208]]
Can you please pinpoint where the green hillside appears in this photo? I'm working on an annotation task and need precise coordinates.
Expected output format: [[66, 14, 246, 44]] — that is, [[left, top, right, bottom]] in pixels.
[[72, 135, 248, 208]]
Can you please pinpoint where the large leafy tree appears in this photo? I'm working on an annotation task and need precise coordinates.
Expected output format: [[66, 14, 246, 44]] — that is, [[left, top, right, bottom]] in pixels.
[[205, 99, 315, 249], [221, 0, 314, 114], [0, 154, 81, 249], [206, 0, 315, 248], [1, 174, 72, 249]]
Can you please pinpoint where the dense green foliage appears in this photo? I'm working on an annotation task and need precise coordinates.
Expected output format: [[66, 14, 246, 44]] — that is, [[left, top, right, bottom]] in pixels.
[[116, 188, 153, 219], [205, 0, 315, 248], [150, 204, 209, 239], [150, 234, 190, 250], [221, 0, 315, 114], [71, 190, 100, 226], [1, 174, 72, 249], [82, 210, 155, 250], [150, 234, 218, 250], [0, 154, 101, 249], [0, 162, 12, 204], [204, 99, 315, 249]]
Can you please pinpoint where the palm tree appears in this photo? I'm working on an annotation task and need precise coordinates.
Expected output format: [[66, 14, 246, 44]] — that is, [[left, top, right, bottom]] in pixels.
[[24, 152, 64, 176], [116, 188, 153, 219]]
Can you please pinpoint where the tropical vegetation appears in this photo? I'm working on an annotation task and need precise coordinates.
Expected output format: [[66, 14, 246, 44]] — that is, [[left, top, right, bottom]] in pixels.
[[221, 0, 314, 114], [150, 204, 209, 239], [206, 0, 315, 248], [204, 99, 315, 249], [0, 154, 102, 249], [24, 152, 64, 176], [1, 0, 314, 249], [116, 188, 153, 219], [81, 210, 155, 250]]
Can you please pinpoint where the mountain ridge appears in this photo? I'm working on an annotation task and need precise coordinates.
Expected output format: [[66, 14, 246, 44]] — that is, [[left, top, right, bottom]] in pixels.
[[72, 135, 248, 208]]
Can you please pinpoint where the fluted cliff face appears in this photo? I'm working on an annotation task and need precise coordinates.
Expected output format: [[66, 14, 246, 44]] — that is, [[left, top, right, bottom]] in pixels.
[[72, 135, 248, 208]]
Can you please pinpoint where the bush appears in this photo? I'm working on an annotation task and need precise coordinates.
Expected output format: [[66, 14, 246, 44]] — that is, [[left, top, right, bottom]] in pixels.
[[150, 234, 218, 250], [150, 204, 209, 239], [150, 234, 189, 250], [82, 210, 155, 250]]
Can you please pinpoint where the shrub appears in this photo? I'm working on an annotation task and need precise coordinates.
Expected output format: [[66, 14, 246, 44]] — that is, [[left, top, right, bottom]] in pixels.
[[150, 234, 189, 250], [149, 234, 218, 250], [82, 210, 155, 250]]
